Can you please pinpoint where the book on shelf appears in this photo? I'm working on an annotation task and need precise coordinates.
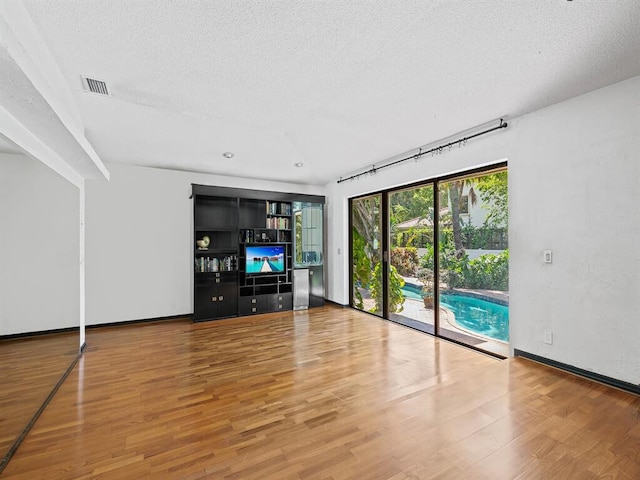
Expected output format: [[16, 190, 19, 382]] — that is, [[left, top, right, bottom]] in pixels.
[[240, 229, 254, 243], [266, 201, 291, 216], [266, 216, 290, 229], [194, 254, 237, 272]]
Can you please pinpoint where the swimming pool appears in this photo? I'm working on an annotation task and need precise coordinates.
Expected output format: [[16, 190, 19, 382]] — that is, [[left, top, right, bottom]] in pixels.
[[401, 285, 509, 342]]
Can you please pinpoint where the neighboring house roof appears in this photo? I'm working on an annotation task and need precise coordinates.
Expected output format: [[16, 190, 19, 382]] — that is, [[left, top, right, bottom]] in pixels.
[[395, 217, 432, 229], [395, 209, 451, 230]]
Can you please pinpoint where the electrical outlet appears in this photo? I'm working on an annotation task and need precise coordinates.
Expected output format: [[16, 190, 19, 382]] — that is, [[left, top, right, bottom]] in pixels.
[[544, 330, 553, 345]]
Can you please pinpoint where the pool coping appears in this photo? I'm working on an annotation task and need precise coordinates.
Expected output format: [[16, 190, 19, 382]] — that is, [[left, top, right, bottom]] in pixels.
[[442, 288, 509, 306]]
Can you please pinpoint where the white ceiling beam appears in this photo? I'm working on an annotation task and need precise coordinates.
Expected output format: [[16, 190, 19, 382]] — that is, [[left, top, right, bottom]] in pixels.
[[0, 1, 109, 183]]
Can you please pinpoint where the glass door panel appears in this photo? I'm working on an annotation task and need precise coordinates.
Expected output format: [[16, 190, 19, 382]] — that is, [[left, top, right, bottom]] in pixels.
[[388, 184, 435, 333], [351, 194, 383, 317], [437, 170, 509, 356], [293, 202, 324, 307]]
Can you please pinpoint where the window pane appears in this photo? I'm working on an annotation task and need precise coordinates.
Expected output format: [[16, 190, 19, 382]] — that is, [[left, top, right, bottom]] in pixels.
[[437, 170, 509, 356], [388, 185, 435, 333], [351, 195, 383, 317]]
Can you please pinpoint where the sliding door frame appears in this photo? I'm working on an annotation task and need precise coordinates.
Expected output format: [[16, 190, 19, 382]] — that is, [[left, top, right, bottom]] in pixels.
[[348, 161, 507, 357]]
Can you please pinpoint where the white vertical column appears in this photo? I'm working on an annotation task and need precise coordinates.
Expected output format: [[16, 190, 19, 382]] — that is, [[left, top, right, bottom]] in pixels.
[[79, 178, 86, 350]]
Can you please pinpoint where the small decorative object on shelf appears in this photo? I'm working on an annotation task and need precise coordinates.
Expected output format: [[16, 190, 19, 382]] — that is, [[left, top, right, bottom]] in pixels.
[[196, 235, 210, 250]]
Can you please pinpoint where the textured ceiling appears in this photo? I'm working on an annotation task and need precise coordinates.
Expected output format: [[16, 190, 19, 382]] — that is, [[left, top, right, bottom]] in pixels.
[[20, 0, 640, 185]]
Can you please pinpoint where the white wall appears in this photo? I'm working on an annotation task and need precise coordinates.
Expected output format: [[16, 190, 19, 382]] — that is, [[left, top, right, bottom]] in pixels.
[[326, 75, 640, 385], [85, 163, 324, 325], [0, 151, 79, 334], [508, 76, 639, 385]]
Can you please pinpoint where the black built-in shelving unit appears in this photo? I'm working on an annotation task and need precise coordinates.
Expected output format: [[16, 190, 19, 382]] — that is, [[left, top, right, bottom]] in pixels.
[[192, 185, 324, 322]]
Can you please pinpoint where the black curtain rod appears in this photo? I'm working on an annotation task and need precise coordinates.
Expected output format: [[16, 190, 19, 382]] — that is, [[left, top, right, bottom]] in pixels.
[[337, 118, 508, 184]]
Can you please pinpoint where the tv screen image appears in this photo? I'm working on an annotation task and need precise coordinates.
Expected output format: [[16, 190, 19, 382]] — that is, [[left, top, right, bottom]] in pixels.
[[245, 245, 285, 274]]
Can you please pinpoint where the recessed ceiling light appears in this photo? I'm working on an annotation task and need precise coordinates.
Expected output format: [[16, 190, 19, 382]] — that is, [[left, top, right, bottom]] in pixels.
[[294, 162, 304, 167], [223, 152, 234, 159]]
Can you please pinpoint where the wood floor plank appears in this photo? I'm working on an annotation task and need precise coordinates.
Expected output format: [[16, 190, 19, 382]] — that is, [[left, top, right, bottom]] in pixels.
[[2, 306, 639, 479], [0, 331, 78, 459]]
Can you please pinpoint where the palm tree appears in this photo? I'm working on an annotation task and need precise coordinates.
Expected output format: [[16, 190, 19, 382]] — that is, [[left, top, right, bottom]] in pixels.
[[445, 179, 477, 252]]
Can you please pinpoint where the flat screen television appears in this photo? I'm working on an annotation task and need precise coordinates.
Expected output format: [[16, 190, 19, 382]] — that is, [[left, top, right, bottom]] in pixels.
[[244, 244, 286, 275]]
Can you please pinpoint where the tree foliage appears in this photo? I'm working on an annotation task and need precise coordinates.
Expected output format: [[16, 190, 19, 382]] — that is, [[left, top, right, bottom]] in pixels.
[[389, 186, 434, 226], [475, 171, 508, 227], [351, 227, 371, 309], [352, 196, 380, 255], [352, 195, 406, 313], [352, 174, 509, 311], [441, 179, 477, 251], [370, 263, 405, 313], [390, 247, 419, 276]]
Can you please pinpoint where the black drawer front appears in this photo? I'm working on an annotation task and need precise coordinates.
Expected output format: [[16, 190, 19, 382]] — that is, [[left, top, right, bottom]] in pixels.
[[239, 293, 292, 315], [268, 293, 292, 311], [239, 296, 266, 315], [195, 271, 238, 286]]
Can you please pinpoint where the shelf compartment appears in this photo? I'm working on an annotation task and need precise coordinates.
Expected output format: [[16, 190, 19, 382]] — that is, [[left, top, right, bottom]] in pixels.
[[266, 201, 292, 216], [255, 284, 278, 295], [194, 196, 238, 228], [194, 254, 238, 273], [239, 199, 266, 228], [195, 230, 237, 250]]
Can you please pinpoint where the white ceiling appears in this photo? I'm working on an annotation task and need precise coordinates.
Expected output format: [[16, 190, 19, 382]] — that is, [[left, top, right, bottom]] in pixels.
[[0, 134, 22, 154], [19, 0, 640, 186]]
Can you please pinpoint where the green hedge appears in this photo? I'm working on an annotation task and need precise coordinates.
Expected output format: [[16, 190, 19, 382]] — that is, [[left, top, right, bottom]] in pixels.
[[444, 250, 509, 290]]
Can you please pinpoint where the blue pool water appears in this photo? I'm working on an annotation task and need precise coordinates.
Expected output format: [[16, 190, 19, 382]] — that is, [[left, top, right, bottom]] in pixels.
[[402, 285, 423, 300], [401, 285, 509, 342]]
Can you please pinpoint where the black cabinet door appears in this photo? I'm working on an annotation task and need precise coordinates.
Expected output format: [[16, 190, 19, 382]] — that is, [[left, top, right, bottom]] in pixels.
[[194, 286, 218, 321], [309, 266, 324, 307], [194, 277, 238, 321], [216, 281, 238, 318]]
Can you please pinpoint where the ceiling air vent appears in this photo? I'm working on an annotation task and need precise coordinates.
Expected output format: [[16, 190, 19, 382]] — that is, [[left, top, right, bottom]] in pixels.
[[81, 76, 109, 95]]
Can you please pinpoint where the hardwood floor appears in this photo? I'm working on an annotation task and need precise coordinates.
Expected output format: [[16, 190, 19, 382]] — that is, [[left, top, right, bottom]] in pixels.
[[2, 306, 639, 479], [0, 331, 78, 459]]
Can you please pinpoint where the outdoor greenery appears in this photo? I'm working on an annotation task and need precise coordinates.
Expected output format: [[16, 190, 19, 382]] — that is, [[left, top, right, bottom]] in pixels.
[[460, 224, 508, 249], [351, 227, 371, 310], [370, 263, 405, 313], [390, 247, 419, 277], [389, 186, 434, 225], [461, 250, 509, 291], [475, 171, 508, 226], [443, 179, 477, 251], [352, 170, 509, 313]]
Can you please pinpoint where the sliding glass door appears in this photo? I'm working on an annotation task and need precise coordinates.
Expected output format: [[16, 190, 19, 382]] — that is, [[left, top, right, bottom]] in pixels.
[[437, 170, 509, 356], [349, 166, 509, 357], [388, 185, 435, 333], [350, 194, 383, 317]]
